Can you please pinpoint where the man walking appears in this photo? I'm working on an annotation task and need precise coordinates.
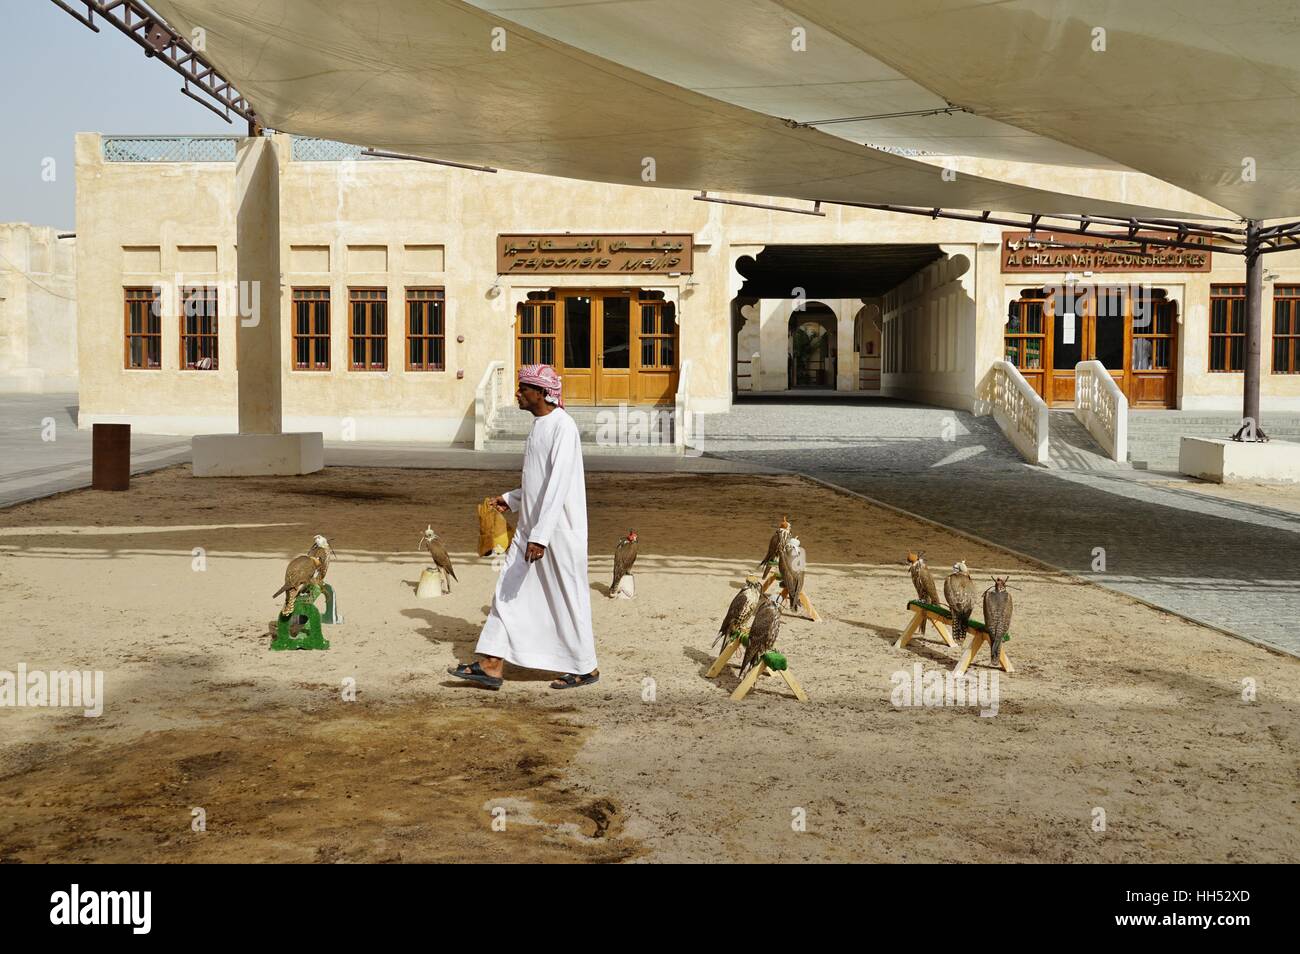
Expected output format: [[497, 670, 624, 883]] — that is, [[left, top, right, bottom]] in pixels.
[[448, 364, 599, 690]]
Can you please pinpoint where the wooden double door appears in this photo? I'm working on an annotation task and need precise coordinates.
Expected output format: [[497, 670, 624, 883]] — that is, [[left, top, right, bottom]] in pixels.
[[1007, 287, 1179, 408], [516, 289, 679, 405]]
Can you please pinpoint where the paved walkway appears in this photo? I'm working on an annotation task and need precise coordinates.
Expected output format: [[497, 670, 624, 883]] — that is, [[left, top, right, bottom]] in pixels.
[[0, 394, 190, 509], [696, 396, 1300, 658], [0, 395, 772, 512]]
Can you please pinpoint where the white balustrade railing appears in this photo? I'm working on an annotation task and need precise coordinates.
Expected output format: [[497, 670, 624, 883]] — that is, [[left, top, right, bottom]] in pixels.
[[982, 359, 1050, 465], [474, 360, 508, 450], [1074, 360, 1128, 461], [674, 359, 694, 450]]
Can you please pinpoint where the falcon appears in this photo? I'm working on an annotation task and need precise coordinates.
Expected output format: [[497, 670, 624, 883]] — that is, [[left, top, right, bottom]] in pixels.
[[307, 534, 335, 584], [420, 526, 458, 586], [759, 516, 791, 569], [982, 577, 1014, 667], [778, 535, 806, 612], [713, 575, 761, 648], [943, 560, 976, 643], [906, 551, 941, 633], [738, 596, 782, 678], [610, 529, 638, 596], [273, 551, 323, 618]]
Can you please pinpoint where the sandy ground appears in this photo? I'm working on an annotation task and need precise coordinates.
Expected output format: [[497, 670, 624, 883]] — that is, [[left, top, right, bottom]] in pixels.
[[0, 465, 1297, 863], [1156, 479, 1300, 516]]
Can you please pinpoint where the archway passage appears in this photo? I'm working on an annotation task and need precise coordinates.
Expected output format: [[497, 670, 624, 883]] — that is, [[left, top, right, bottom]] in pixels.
[[732, 244, 944, 397], [789, 305, 837, 389], [736, 244, 945, 299], [854, 304, 883, 391]]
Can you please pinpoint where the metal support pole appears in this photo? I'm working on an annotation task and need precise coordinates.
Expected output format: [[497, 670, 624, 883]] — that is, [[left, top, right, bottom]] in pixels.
[[1235, 219, 1269, 441]]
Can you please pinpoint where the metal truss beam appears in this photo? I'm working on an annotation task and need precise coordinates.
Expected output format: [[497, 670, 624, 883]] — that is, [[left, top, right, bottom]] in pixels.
[[828, 201, 1242, 254], [48, 0, 258, 127]]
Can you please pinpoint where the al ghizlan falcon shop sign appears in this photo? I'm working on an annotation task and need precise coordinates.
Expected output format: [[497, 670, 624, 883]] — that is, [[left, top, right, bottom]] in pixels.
[[1001, 231, 1212, 273], [497, 234, 693, 275]]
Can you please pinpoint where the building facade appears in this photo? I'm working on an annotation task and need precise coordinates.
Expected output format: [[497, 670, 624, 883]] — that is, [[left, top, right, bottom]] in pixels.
[[0, 223, 77, 393], [74, 133, 1300, 445]]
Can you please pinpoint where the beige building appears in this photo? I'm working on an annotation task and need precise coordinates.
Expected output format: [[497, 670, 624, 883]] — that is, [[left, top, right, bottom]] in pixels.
[[0, 223, 77, 393], [74, 132, 1300, 451]]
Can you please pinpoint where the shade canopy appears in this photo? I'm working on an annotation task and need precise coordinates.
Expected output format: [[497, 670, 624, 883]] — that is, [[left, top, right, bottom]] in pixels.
[[465, 0, 1122, 170], [776, 0, 1300, 220], [147, 0, 1203, 219]]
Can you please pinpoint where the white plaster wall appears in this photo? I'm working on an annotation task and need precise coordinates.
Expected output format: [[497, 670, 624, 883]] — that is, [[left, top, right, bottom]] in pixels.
[[0, 223, 77, 392], [880, 249, 979, 410]]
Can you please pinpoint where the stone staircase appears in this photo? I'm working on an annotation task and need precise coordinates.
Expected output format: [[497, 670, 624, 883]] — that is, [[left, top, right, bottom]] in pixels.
[[482, 404, 682, 455], [1125, 411, 1300, 472], [1046, 410, 1128, 471]]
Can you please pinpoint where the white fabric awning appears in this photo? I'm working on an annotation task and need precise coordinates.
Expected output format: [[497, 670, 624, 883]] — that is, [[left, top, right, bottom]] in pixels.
[[146, 0, 1205, 219], [465, 0, 1124, 170], [777, 0, 1300, 220]]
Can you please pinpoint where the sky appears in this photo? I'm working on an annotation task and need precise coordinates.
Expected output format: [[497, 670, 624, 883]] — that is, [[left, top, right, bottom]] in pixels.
[[0, 0, 235, 230]]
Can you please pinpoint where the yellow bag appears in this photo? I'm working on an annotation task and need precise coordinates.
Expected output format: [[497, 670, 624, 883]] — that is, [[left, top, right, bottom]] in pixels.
[[476, 497, 514, 556]]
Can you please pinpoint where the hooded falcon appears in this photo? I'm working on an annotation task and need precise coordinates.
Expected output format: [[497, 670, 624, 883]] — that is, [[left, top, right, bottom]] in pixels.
[[420, 526, 458, 585], [759, 516, 791, 569], [738, 596, 782, 678], [713, 575, 762, 648], [778, 535, 806, 611], [982, 577, 1014, 667], [307, 534, 335, 584], [906, 552, 940, 605], [943, 560, 976, 642], [906, 551, 941, 633], [273, 551, 323, 618], [610, 529, 639, 596]]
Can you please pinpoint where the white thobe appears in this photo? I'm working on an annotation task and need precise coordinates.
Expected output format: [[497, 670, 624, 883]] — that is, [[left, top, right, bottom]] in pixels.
[[475, 407, 597, 674]]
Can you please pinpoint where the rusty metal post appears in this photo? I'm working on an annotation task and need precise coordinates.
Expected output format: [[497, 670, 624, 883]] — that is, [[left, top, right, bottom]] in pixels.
[[92, 423, 131, 491], [1236, 219, 1268, 442]]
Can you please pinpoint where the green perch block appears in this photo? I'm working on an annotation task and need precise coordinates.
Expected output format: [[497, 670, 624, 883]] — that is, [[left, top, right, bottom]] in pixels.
[[907, 599, 1011, 641], [271, 586, 331, 651]]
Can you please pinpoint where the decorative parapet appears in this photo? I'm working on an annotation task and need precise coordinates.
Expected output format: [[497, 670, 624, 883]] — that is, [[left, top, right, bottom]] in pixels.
[[100, 136, 377, 162], [102, 136, 238, 162], [1075, 360, 1128, 461], [290, 137, 371, 161], [675, 359, 694, 450], [474, 360, 508, 450], [978, 359, 1050, 464]]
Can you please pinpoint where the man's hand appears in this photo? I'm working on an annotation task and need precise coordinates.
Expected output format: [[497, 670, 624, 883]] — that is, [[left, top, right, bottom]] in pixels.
[[492, 495, 512, 513], [524, 542, 546, 563]]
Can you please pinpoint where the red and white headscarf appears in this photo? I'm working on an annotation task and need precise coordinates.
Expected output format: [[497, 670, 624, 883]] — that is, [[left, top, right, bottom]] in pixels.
[[518, 363, 564, 408]]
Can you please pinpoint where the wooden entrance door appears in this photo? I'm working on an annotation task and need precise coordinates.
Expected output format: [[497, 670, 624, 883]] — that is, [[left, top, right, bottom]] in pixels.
[[596, 294, 632, 405], [558, 292, 594, 405], [635, 296, 679, 403], [1049, 286, 1128, 405], [517, 289, 679, 405], [1007, 288, 1177, 408], [1128, 292, 1178, 407], [1047, 292, 1084, 405]]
